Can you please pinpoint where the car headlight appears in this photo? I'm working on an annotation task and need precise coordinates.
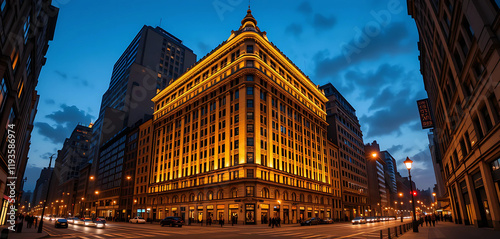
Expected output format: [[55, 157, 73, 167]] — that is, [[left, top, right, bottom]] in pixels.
[[351, 220, 355, 223], [85, 222, 89, 225]]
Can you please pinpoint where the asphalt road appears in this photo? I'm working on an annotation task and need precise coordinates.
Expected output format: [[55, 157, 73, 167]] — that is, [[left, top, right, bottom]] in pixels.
[[42, 219, 411, 239]]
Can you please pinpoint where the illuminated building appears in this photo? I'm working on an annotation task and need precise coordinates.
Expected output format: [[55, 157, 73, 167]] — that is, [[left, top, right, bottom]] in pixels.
[[408, 0, 500, 229], [148, 9, 341, 224], [133, 118, 153, 218]]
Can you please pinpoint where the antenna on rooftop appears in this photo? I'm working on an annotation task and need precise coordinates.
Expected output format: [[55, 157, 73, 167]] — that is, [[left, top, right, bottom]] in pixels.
[[159, 18, 162, 27]]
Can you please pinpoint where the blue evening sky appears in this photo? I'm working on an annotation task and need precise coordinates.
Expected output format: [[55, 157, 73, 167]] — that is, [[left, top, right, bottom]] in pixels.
[[24, 0, 436, 192]]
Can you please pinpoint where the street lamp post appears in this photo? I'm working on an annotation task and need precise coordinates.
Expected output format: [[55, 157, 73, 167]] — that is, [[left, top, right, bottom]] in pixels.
[[38, 153, 55, 233], [404, 157, 418, 233]]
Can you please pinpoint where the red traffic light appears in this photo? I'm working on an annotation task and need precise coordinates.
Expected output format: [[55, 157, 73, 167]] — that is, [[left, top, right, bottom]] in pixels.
[[413, 191, 417, 196]]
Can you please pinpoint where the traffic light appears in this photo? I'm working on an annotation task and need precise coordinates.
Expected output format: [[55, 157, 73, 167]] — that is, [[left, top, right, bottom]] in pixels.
[[413, 191, 417, 196]]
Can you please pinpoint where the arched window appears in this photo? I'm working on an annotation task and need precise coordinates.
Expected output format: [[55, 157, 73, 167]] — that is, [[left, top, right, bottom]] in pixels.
[[190, 194, 195, 202], [172, 196, 178, 203], [274, 190, 280, 199], [152, 198, 156, 205], [231, 188, 238, 198], [308, 195, 312, 203], [314, 196, 319, 204], [197, 193, 203, 201], [217, 190, 224, 200], [261, 188, 269, 198], [283, 191, 289, 201], [164, 197, 169, 204], [300, 194, 304, 202], [207, 191, 213, 200], [181, 194, 186, 203], [320, 197, 324, 204], [159, 197, 163, 204], [291, 192, 297, 201]]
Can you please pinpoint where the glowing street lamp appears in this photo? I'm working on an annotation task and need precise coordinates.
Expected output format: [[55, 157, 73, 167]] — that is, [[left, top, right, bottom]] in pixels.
[[404, 157, 418, 233]]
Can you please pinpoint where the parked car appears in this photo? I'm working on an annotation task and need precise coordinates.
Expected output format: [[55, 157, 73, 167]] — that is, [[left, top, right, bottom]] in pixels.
[[366, 217, 378, 223], [160, 217, 184, 227], [321, 218, 334, 224], [55, 219, 68, 228], [301, 217, 322, 226], [129, 217, 146, 224], [352, 217, 366, 224]]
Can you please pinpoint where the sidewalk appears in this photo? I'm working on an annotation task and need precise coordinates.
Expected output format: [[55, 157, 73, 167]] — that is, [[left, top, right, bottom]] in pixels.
[[0, 224, 49, 239], [399, 222, 500, 239]]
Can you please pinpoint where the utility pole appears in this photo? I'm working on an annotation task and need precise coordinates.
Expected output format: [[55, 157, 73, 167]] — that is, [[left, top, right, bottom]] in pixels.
[[38, 154, 55, 233]]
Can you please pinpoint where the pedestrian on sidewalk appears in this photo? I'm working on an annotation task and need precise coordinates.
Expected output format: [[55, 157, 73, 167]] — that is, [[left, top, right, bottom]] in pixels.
[[425, 215, 429, 226], [431, 214, 436, 227], [277, 217, 281, 227], [271, 217, 275, 228], [219, 217, 224, 227], [34, 216, 38, 228], [419, 217, 423, 227]]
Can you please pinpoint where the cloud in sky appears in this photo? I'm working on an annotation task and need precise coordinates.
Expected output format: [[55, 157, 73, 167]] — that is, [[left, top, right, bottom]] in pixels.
[[314, 22, 413, 78], [297, 1, 313, 15], [36, 104, 94, 144], [285, 23, 303, 37], [312, 14, 336, 31]]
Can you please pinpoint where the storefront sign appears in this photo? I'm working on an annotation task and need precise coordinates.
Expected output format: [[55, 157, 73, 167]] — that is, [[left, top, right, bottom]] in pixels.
[[207, 205, 214, 210], [172, 207, 177, 211], [307, 207, 312, 211], [197, 206, 204, 210], [217, 205, 225, 209], [229, 204, 239, 209], [417, 99, 433, 129], [292, 206, 297, 210], [246, 204, 255, 210], [189, 206, 195, 210], [283, 205, 289, 209], [299, 207, 305, 210], [260, 204, 269, 209]]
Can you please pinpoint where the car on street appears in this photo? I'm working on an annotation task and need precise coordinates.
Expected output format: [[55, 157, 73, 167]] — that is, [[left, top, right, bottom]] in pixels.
[[320, 218, 334, 224], [129, 217, 146, 224], [66, 217, 78, 224], [301, 217, 322, 226], [95, 217, 106, 223], [83, 218, 96, 227], [160, 217, 184, 227], [55, 219, 68, 228], [366, 217, 378, 223], [352, 217, 366, 224]]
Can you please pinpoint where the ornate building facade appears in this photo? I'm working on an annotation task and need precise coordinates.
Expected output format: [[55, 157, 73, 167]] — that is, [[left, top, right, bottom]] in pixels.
[[408, 0, 500, 230], [147, 9, 341, 224]]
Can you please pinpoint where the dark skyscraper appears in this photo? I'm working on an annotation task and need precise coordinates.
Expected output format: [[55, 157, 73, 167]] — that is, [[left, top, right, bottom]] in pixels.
[[320, 83, 368, 220], [87, 25, 196, 218]]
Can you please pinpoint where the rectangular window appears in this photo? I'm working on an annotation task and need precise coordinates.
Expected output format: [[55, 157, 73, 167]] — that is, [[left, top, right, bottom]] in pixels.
[[247, 137, 254, 146], [247, 124, 254, 133], [247, 152, 254, 164], [247, 112, 254, 120], [247, 45, 254, 53], [247, 87, 254, 95], [0, 78, 7, 112], [247, 99, 254, 108], [246, 186, 254, 196], [247, 169, 254, 178], [246, 75, 254, 81]]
